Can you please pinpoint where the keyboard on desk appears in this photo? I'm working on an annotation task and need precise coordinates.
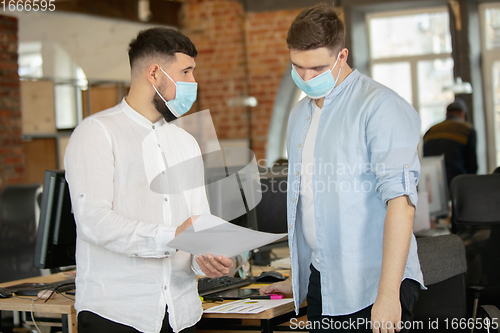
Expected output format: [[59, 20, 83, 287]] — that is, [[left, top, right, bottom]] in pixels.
[[5, 278, 76, 296], [197, 276, 254, 296]]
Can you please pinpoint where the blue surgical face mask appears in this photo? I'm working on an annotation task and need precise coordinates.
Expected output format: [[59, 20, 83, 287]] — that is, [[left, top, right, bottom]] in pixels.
[[152, 67, 198, 118], [291, 52, 342, 99]]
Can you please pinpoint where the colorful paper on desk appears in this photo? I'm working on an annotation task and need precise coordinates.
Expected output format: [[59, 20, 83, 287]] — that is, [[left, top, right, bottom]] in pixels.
[[204, 299, 294, 314], [167, 213, 287, 258]]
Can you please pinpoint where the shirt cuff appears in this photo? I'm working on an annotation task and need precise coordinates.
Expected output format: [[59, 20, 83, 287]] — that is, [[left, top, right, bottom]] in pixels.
[[380, 164, 419, 209], [191, 255, 206, 276], [155, 226, 178, 258]]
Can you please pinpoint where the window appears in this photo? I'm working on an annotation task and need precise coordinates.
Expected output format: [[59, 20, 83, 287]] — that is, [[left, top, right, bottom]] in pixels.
[[18, 42, 88, 130], [480, 3, 500, 169], [18, 42, 43, 78], [367, 8, 455, 134]]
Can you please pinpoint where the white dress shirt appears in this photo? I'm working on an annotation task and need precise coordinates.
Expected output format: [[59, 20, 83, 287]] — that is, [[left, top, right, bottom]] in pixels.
[[64, 99, 209, 333]]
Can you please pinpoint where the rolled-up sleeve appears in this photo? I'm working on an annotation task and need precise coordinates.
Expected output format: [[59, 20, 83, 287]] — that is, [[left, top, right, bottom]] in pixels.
[[366, 96, 421, 208]]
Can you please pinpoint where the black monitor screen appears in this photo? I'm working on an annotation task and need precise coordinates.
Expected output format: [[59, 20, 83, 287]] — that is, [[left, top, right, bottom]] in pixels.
[[33, 170, 76, 269], [255, 174, 288, 234]]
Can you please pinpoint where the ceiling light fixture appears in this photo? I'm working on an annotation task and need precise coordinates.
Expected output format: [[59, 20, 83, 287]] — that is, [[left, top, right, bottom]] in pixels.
[[443, 77, 473, 94]]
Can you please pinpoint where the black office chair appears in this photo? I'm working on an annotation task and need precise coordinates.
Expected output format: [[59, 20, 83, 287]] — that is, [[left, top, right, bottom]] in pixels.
[[412, 234, 467, 331], [412, 234, 500, 333], [450, 174, 500, 309], [0, 183, 42, 283]]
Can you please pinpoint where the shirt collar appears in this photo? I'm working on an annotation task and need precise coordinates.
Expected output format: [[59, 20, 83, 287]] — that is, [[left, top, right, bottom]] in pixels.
[[305, 69, 360, 111], [325, 69, 360, 101], [120, 98, 165, 129]]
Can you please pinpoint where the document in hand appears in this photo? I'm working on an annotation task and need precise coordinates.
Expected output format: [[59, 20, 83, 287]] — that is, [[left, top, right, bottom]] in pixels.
[[167, 213, 287, 258]]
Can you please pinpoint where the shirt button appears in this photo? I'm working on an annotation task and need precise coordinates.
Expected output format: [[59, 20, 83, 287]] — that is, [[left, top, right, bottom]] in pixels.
[[164, 198, 168, 202], [162, 171, 165, 174], [292, 198, 296, 202], [164, 286, 168, 290], [405, 164, 409, 169], [165, 252, 169, 256], [298, 144, 301, 148], [296, 172, 299, 176], [152, 125, 155, 130], [307, 117, 310, 120], [288, 224, 292, 229], [158, 144, 161, 147]]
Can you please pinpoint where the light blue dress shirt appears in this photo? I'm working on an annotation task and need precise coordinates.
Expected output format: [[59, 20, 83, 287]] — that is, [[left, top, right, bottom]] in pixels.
[[287, 69, 425, 316]]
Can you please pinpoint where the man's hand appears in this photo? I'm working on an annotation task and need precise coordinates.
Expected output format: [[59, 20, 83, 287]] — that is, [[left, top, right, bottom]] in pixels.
[[371, 294, 402, 333], [196, 254, 233, 278], [259, 279, 293, 298], [175, 215, 199, 237]]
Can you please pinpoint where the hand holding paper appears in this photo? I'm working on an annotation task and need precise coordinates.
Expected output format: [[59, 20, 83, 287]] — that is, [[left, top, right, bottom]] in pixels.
[[195, 254, 233, 278]]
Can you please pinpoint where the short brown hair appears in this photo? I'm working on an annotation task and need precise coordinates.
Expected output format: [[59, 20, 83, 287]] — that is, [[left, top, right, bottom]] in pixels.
[[286, 3, 345, 53]]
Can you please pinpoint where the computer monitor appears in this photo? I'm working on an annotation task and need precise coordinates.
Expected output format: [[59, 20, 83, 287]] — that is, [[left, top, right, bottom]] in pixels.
[[204, 164, 288, 265], [33, 170, 77, 270], [255, 167, 288, 234], [204, 165, 288, 232], [419, 156, 449, 218], [204, 164, 260, 230]]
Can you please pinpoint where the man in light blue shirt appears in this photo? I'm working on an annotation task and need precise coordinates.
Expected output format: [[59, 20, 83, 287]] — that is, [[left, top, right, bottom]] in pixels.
[[261, 4, 424, 333]]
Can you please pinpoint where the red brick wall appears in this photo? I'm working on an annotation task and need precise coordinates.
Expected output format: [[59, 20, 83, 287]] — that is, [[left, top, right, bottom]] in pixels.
[[181, 0, 302, 163], [245, 8, 303, 162], [0, 15, 23, 192]]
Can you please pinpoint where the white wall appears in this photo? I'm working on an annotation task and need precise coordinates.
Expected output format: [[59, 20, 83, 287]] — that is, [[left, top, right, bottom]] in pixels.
[[8, 10, 169, 81]]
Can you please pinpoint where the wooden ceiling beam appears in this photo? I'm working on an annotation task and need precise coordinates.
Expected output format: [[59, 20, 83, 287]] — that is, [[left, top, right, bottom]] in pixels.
[[54, 0, 181, 27]]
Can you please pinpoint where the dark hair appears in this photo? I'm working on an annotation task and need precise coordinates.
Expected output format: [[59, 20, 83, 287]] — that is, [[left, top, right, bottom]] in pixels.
[[286, 3, 345, 53], [446, 98, 468, 113], [128, 28, 197, 68]]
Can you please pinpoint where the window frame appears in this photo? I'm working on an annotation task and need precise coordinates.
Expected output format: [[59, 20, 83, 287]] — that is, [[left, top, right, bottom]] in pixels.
[[479, 2, 500, 170], [366, 7, 454, 134]]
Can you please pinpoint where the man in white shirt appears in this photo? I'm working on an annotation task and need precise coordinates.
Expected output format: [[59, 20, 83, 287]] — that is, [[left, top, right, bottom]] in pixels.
[[65, 28, 233, 333]]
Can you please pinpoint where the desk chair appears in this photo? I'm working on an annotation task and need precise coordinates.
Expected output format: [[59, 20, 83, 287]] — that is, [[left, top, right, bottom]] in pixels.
[[0, 183, 42, 283], [412, 234, 500, 333], [0, 183, 43, 331], [450, 174, 500, 308], [412, 234, 467, 331]]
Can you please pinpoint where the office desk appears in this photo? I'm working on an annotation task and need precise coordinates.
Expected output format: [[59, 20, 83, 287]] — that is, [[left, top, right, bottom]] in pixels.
[[200, 299, 306, 333], [0, 273, 77, 333], [1, 274, 304, 333], [199, 279, 306, 333]]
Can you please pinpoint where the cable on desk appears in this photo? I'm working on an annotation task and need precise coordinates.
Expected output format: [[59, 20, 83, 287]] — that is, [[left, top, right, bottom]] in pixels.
[[12, 295, 43, 333], [10, 287, 75, 332], [30, 297, 42, 333], [54, 290, 75, 301]]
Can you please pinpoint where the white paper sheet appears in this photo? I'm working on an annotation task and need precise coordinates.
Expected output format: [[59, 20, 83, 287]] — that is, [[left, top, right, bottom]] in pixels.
[[204, 299, 294, 314], [167, 213, 287, 258]]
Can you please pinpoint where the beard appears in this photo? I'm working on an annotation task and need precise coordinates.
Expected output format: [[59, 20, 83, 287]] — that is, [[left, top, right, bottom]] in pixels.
[[153, 93, 177, 123]]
